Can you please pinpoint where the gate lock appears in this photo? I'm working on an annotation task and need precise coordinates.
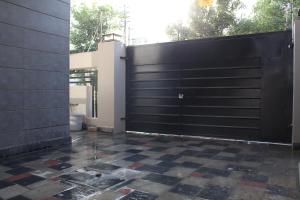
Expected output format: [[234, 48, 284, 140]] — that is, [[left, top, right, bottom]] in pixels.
[[178, 93, 184, 100]]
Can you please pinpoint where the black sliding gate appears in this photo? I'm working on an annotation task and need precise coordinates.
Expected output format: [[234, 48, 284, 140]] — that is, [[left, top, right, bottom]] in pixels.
[[126, 31, 293, 143]]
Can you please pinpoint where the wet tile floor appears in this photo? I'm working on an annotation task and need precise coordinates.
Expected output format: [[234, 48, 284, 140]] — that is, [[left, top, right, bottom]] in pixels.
[[0, 131, 300, 200]]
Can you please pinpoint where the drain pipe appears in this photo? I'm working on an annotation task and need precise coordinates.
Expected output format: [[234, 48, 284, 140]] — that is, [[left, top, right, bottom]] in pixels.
[[292, 10, 300, 150]]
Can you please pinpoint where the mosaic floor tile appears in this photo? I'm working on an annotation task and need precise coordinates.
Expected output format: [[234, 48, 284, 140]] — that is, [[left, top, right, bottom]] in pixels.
[[6, 167, 33, 175], [170, 184, 201, 197], [120, 190, 157, 200], [142, 173, 181, 186], [180, 162, 202, 169], [196, 167, 231, 177], [126, 149, 143, 154], [0, 131, 299, 200], [158, 154, 181, 162], [0, 180, 14, 189], [136, 164, 169, 174], [198, 185, 230, 200], [14, 175, 45, 186], [7, 195, 31, 200], [49, 163, 72, 171], [124, 155, 148, 162]]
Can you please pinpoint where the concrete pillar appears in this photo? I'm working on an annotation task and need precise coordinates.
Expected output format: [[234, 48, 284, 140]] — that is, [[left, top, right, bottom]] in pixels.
[[94, 41, 126, 133], [293, 19, 300, 148]]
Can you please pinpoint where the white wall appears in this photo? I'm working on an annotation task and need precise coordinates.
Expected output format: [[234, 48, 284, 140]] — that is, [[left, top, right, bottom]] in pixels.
[[70, 41, 126, 133]]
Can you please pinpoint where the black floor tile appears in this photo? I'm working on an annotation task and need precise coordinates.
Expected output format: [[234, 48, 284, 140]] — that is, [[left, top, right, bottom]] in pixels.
[[14, 175, 45, 186], [58, 156, 72, 162], [50, 163, 72, 171], [223, 148, 241, 154], [237, 154, 263, 162], [143, 173, 181, 186], [157, 161, 178, 168], [148, 147, 168, 152], [87, 163, 120, 172], [120, 190, 157, 200], [266, 185, 300, 199], [196, 167, 231, 177], [6, 166, 33, 175], [137, 164, 169, 174], [170, 184, 201, 197], [242, 174, 269, 183], [181, 162, 202, 168], [198, 185, 230, 200], [126, 149, 143, 154], [124, 155, 148, 162], [158, 154, 181, 162], [7, 195, 31, 200], [0, 180, 14, 189], [179, 150, 200, 157], [213, 156, 240, 162]]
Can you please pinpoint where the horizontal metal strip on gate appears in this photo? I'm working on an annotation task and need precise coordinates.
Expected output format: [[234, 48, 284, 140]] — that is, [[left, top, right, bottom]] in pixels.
[[130, 76, 261, 82], [129, 96, 261, 99], [128, 120, 260, 130], [131, 66, 262, 74], [128, 113, 260, 120], [130, 86, 261, 90], [128, 104, 260, 109]]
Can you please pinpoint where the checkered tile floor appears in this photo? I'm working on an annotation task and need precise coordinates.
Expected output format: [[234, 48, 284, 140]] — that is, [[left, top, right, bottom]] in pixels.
[[0, 131, 299, 200]]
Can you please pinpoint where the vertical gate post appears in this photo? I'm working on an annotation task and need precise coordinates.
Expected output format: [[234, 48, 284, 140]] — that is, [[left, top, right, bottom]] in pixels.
[[293, 16, 300, 149], [95, 41, 126, 133]]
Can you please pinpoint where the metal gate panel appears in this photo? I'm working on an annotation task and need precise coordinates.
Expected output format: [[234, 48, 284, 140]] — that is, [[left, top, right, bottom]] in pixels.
[[126, 31, 293, 143]]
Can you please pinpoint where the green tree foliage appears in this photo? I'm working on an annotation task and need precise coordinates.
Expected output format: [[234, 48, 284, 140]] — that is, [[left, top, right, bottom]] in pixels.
[[167, 0, 242, 41], [167, 0, 300, 41], [166, 22, 193, 41], [231, 0, 300, 35], [70, 3, 122, 53]]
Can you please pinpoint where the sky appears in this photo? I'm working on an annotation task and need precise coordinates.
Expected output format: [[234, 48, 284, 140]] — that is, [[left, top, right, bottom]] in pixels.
[[71, 0, 257, 44]]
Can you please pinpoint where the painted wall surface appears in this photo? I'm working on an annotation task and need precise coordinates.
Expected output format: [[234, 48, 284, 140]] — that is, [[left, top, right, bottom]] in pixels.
[[70, 41, 126, 133], [293, 20, 300, 146], [0, 0, 70, 155]]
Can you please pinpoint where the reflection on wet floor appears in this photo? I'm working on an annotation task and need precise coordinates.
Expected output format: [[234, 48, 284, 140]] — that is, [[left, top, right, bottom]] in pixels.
[[0, 131, 299, 200]]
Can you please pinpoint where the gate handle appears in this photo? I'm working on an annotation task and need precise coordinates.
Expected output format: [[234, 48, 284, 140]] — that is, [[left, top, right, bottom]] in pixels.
[[178, 93, 184, 99]]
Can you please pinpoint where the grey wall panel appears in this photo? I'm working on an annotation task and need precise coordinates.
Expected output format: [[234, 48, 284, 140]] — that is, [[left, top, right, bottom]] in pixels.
[[0, 1, 69, 37], [0, 45, 23, 68], [24, 30, 69, 54], [0, 111, 23, 132], [23, 50, 68, 72], [0, 23, 24, 47], [0, 68, 24, 90], [24, 91, 68, 109], [24, 70, 68, 90], [3, 0, 70, 20], [0, 1, 70, 155], [0, 91, 23, 111]]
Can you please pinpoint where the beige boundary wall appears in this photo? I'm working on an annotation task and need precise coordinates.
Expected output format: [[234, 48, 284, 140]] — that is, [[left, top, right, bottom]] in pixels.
[[70, 41, 126, 133]]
